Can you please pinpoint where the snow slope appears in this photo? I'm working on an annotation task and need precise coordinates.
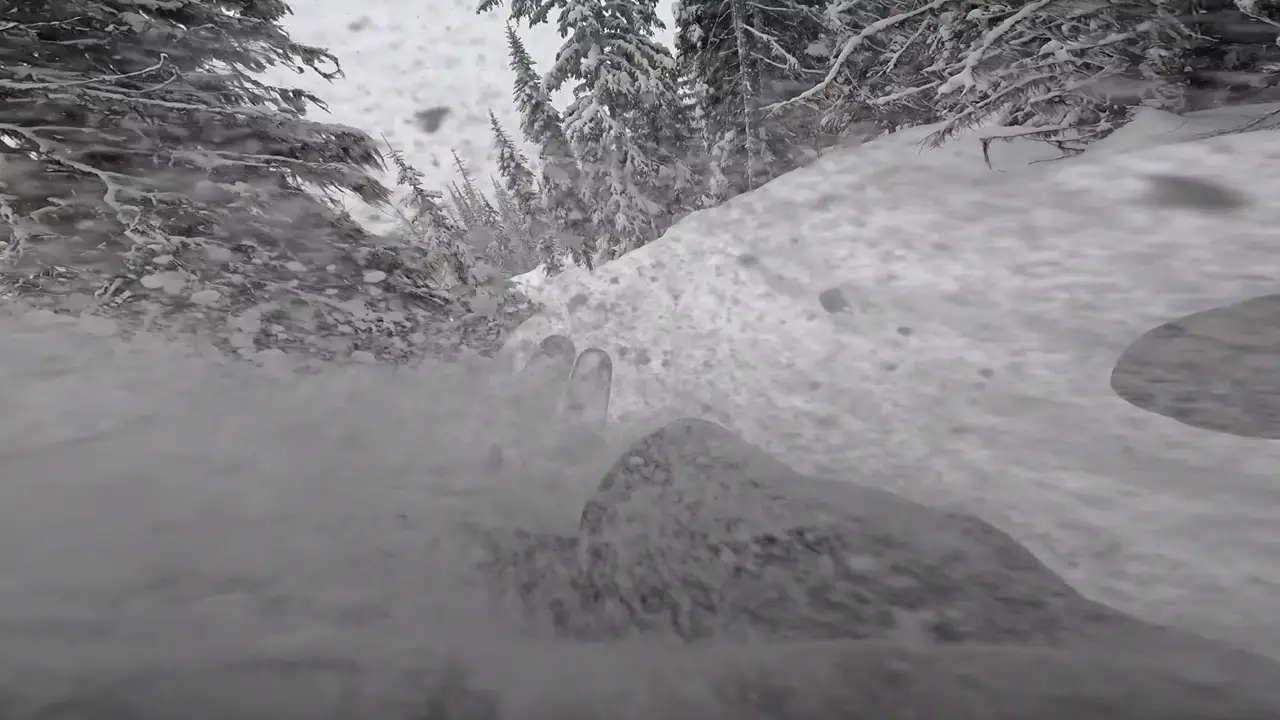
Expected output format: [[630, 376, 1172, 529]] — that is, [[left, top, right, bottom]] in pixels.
[[511, 104, 1280, 303], [257, 0, 675, 234], [504, 106, 1280, 659], [3, 307, 1279, 716]]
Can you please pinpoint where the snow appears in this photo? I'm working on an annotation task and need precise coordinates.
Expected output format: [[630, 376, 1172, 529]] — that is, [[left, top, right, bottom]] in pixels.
[[256, 0, 675, 235], [504, 106, 1280, 659], [1087, 103, 1280, 156], [6, 0, 1280, 697], [0, 306, 632, 694], [508, 252, 583, 299], [509, 114, 1072, 305]]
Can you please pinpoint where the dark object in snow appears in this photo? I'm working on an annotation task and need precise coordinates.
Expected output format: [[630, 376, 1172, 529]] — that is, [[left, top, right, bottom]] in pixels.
[[561, 348, 612, 425], [485, 442, 505, 473], [1140, 173, 1250, 214], [478, 419, 1275, 674], [818, 286, 851, 314], [514, 335, 578, 425], [1111, 294, 1280, 439], [521, 335, 576, 381], [413, 106, 451, 134]]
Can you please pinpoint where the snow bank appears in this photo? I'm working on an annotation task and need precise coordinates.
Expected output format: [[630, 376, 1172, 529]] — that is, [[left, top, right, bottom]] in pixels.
[[503, 113, 1280, 658], [508, 253, 583, 302], [1088, 102, 1280, 156]]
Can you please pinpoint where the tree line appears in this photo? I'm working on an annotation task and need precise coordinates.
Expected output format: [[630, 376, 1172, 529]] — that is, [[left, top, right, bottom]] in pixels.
[[3, 0, 1277, 308]]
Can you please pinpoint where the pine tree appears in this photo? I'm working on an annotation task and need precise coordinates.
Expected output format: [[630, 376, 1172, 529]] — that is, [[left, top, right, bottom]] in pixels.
[[451, 151, 502, 229], [447, 182, 478, 230], [676, 65, 710, 155], [489, 110, 542, 223], [441, 152, 519, 274], [488, 111, 545, 273], [503, 24, 594, 271], [0, 0, 390, 292], [386, 148, 476, 288], [477, 0, 559, 25], [729, 0, 766, 190], [488, 176, 539, 273], [543, 0, 698, 259], [675, 0, 825, 200]]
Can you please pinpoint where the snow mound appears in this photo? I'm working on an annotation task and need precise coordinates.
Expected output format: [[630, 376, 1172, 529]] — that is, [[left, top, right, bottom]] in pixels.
[[508, 253, 583, 302], [503, 118, 1280, 658]]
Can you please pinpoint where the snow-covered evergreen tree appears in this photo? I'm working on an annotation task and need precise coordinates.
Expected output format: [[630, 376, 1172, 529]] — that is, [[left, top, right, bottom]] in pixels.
[[445, 183, 475, 229], [673, 67, 725, 210], [450, 151, 502, 230], [0, 0, 391, 292], [483, 1, 699, 260], [488, 176, 540, 273], [489, 110, 542, 224], [504, 24, 593, 271], [1181, 0, 1280, 111], [675, 0, 826, 200], [543, 0, 699, 259], [385, 148, 478, 288], [489, 111, 544, 272], [443, 151, 520, 274]]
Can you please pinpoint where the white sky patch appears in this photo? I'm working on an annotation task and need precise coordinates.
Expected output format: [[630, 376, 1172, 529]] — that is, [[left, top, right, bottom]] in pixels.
[[256, 0, 676, 234]]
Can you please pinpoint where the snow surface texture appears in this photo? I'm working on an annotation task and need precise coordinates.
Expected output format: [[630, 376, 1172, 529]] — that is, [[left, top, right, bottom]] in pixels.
[[3, 313, 1280, 718], [505, 107, 1280, 660], [0, 308, 643, 699], [257, 0, 675, 235]]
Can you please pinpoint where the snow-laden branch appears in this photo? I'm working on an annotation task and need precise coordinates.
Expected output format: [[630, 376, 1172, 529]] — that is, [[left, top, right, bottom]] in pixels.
[[40, 86, 277, 118], [1039, 24, 1152, 59], [1235, 0, 1280, 31], [976, 121, 1075, 141], [743, 24, 802, 72], [931, 71, 1057, 127], [870, 80, 942, 106], [764, 0, 952, 113], [0, 122, 165, 250], [745, 1, 805, 12], [0, 15, 90, 33], [936, 0, 1058, 95], [878, 15, 929, 77], [0, 54, 169, 90]]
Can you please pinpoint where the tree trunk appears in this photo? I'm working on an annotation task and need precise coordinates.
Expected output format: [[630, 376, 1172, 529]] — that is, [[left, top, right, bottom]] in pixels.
[[729, 0, 765, 190]]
